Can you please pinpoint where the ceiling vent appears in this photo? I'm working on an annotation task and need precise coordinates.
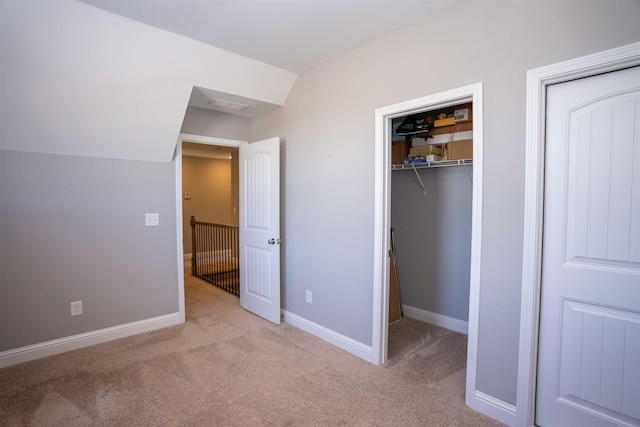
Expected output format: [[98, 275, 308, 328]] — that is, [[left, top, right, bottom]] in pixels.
[[208, 98, 250, 111]]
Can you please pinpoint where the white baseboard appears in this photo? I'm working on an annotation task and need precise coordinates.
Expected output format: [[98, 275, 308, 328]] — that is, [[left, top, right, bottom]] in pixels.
[[282, 310, 374, 363], [467, 390, 517, 427], [402, 305, 469, 335], [0, 312, 182, 368]]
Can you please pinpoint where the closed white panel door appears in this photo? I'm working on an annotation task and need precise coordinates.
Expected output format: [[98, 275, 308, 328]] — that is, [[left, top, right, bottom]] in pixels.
[[239, 137, 281, 324], [537, 66, 640, 427]]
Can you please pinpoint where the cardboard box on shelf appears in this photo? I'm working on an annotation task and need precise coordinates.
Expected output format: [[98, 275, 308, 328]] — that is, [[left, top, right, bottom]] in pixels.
[[453, 102, 473, 123], [392, 140, 410, 164], [409, 144, 442, 157], [428, 130, 473, 145], [427, 122, 473, 136], [448, 139, 473, 160]]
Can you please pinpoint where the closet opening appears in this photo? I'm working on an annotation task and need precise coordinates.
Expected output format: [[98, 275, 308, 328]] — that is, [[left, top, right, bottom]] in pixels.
[[387, 100, 473, 364], [372, 83, 483, 410]]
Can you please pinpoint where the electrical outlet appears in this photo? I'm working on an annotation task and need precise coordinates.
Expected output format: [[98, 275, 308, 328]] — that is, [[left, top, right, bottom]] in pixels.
[[305, 290, 312, 304], [145, 213, 159, 226], [70, 301, 82, 316]]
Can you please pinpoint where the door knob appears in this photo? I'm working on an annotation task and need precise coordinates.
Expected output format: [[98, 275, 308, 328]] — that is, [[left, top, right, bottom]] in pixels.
[[268, 238, 281, 245]]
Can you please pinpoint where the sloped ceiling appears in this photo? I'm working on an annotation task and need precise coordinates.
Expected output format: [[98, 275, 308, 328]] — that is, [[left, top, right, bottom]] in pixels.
[[79, 0, 453, 74], [78, 0, 452, 118], [1, 0, 452, 162], [0, 1, 296, 162]]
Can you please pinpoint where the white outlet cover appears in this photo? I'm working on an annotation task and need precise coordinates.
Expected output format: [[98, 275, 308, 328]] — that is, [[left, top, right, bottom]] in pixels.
[[145, 213, 159, 226], [70, 301, 82, 316]]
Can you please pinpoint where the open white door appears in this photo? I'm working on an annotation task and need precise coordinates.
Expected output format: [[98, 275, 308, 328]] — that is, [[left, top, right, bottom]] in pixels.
[[239, 137, 281, 324]]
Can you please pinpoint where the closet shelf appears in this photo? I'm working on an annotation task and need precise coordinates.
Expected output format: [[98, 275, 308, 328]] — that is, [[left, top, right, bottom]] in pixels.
[[391, 158, 473, 171]]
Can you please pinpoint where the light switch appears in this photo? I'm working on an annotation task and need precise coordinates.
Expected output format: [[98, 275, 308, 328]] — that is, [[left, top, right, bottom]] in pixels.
[[145, 213, 159, 226]]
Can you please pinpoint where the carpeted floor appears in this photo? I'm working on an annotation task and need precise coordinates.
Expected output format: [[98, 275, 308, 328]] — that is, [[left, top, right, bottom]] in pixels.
[[0, 272, 505, 426]]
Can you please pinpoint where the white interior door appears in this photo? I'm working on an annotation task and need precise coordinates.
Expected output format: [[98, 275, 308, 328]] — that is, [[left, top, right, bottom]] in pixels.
[[239, 137, 281, 324], [536, 66, 640, 426]]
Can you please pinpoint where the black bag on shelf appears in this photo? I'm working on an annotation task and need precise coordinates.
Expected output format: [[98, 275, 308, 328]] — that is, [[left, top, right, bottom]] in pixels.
[[395, 113, 432, 136]]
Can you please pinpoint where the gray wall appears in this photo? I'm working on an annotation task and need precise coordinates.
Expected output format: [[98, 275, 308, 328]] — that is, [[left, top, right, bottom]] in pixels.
[[182, 156, 237, 255], [181, 106, 251, 141], [391, 167, 472, 321], [0, 150, 178, 351], [1, 0, 637, 412], [251, 0, 640, 406]]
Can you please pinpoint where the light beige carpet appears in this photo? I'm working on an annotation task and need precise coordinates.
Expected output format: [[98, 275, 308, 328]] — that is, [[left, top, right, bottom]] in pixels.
[[0, 272, 505, 426]]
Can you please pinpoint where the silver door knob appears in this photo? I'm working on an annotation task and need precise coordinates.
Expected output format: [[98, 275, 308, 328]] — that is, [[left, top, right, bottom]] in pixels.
[[268, 238, 281, 245]]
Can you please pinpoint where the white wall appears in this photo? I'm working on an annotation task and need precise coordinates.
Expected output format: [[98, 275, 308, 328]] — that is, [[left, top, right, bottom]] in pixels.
[[0, 0, 295, 162], [251, 0, 640, 407]]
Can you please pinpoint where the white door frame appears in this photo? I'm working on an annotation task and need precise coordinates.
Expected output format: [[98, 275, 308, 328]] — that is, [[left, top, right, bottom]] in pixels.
[[373, 83, 502, 421], [517, 42, 640, 427], [174, 133, 248, 324]]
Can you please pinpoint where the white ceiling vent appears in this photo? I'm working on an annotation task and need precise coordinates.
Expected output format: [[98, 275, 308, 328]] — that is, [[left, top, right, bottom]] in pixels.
[[208, 98, 250, 111]]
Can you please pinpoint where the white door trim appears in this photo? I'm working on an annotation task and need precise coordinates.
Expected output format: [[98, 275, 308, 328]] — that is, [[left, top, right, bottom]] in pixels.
[[174, 133, 248, 324], [374, 83, 497, 420], [517, 42, 640, 427]]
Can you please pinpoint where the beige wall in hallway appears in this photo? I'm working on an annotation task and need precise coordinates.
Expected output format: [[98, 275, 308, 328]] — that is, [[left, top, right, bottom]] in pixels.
[[182, 155, 239, 255]]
